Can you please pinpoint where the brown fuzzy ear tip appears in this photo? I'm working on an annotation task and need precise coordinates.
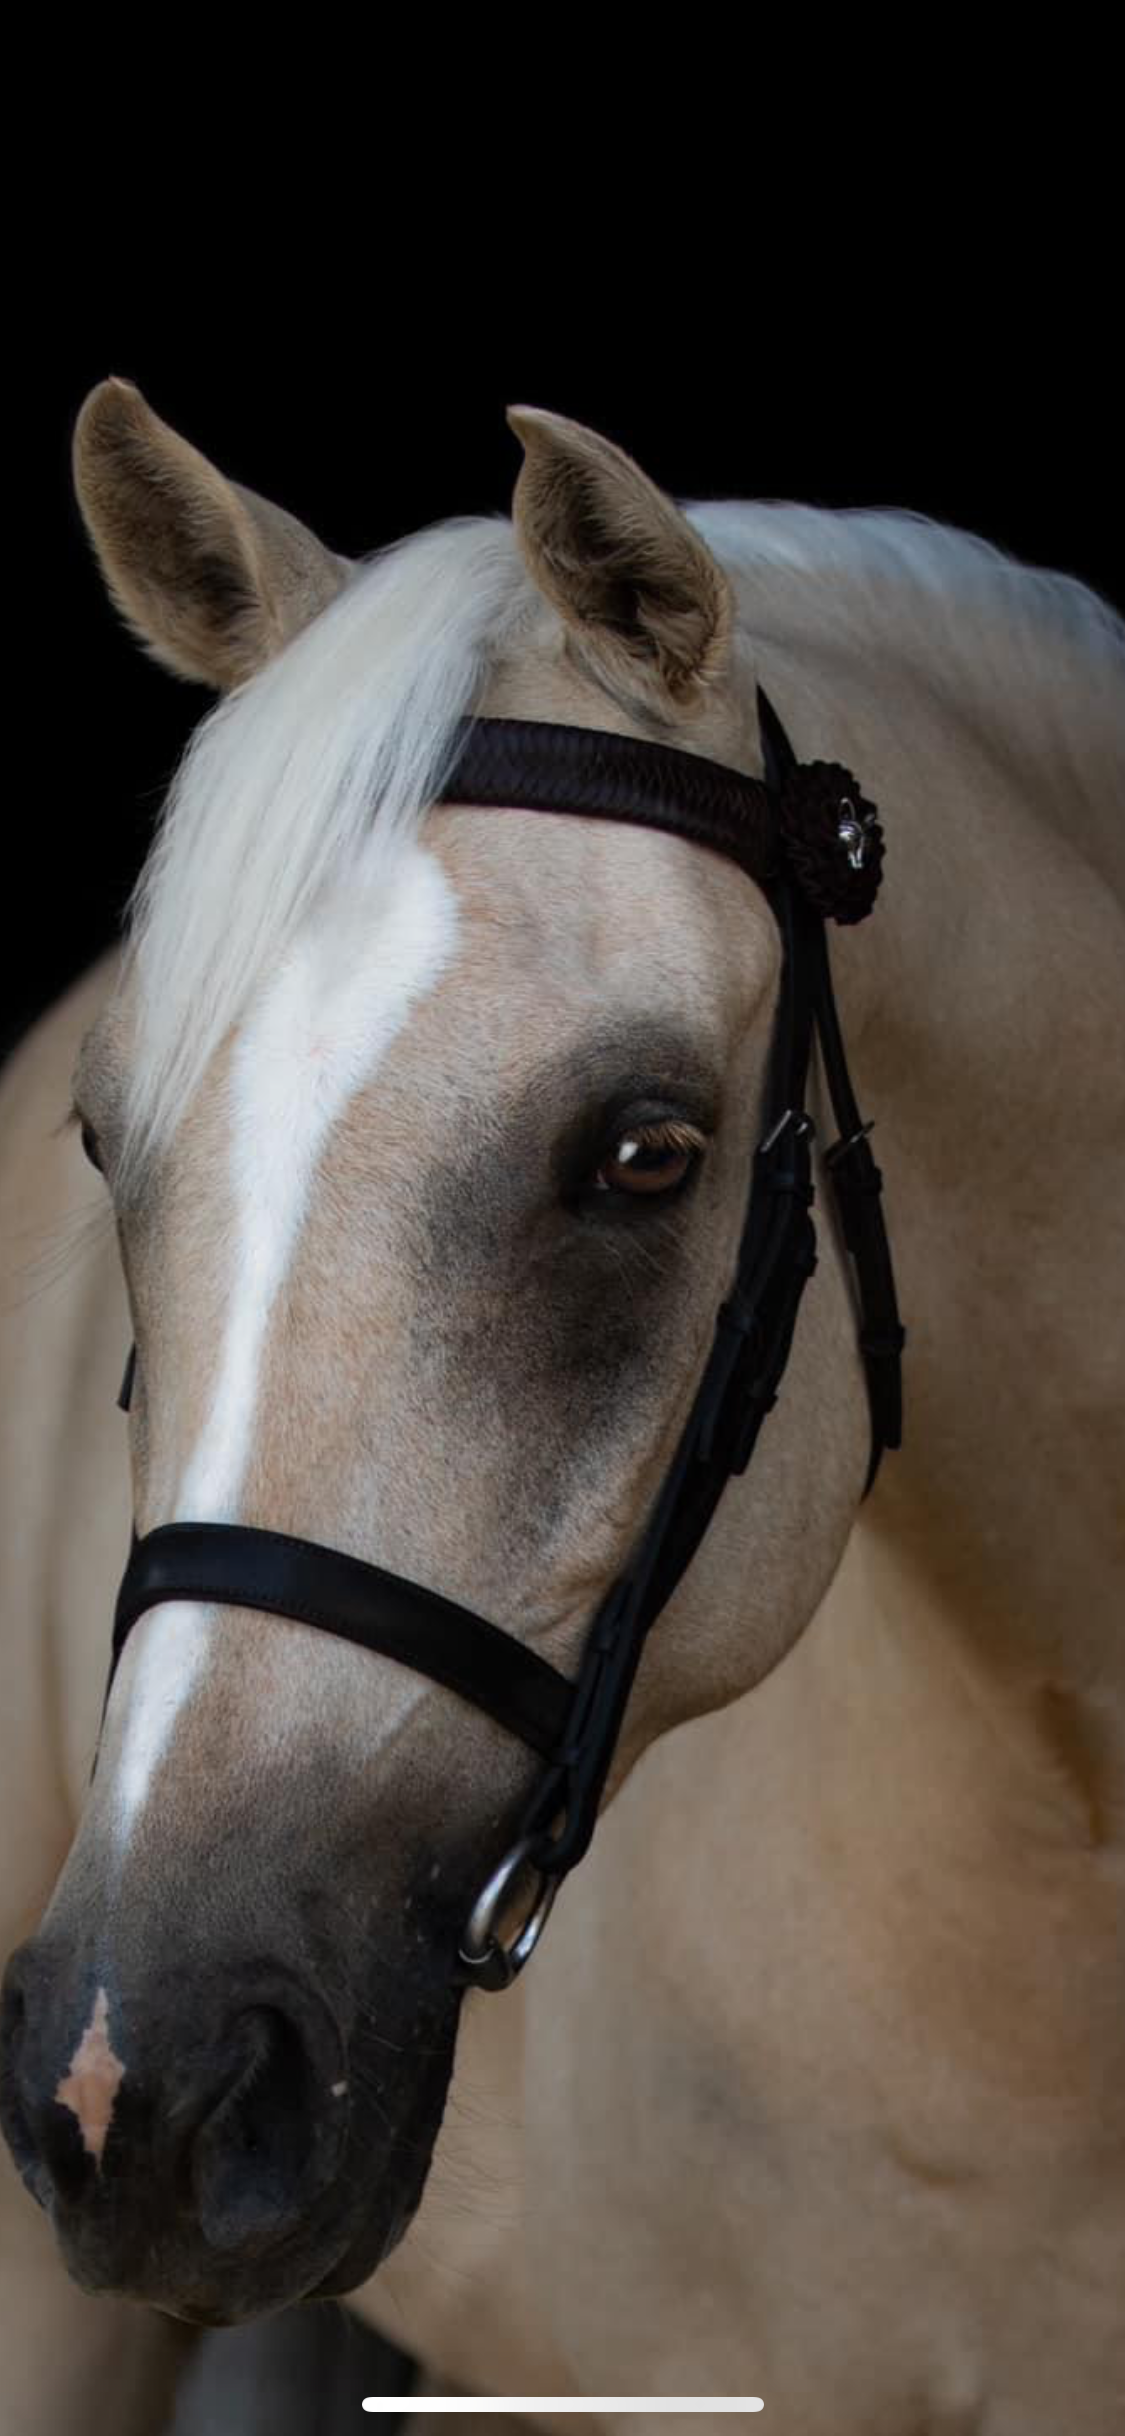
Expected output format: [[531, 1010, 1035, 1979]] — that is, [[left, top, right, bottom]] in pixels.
[[73, 374, 153, 466], [506, 403, 546, 444], [506, 403, 582, 453]]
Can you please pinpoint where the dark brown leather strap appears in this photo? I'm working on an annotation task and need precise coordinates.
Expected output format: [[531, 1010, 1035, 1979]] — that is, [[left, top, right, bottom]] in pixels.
[[437, 714, 781, 884]]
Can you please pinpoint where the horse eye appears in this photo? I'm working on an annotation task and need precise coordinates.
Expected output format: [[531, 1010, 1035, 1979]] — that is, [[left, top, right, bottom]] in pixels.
[[592, 1124, 703, 1199], [79, 1119, 104, 1174]]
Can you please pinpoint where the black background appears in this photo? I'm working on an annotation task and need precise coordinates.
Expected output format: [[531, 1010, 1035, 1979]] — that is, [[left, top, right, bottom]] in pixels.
[[11, 320, 1121, 1065]]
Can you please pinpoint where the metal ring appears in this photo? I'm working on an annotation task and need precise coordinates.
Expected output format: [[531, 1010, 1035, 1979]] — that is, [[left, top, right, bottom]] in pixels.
[[458, 1837, 560, 1991]]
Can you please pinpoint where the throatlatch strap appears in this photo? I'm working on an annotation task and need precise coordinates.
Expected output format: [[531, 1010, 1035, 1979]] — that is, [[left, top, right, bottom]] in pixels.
[[756, 686, 903, 1490], [813, 927, 905, 1488]]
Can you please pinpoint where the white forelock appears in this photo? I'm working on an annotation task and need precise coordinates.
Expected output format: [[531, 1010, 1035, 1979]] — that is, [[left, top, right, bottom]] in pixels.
[[116, 511, 541, 1194]]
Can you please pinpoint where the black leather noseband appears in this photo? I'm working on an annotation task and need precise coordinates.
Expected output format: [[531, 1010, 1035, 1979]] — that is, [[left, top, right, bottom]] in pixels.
[[106, 687, 904, 1987]]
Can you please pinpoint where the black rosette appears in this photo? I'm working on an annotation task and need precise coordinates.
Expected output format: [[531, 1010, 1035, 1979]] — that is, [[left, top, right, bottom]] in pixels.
[[777, 760, 885, 924]]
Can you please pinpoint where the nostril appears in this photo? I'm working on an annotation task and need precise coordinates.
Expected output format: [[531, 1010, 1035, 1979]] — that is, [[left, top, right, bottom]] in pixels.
[[0, 1977, 38, 2189], [0, 1968, 25, 2081], [191, 2006, 336, 2251], [0, 1968, 87, 2210]]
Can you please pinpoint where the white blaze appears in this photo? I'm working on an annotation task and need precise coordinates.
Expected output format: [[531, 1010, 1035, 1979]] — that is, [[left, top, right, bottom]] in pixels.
[[111, 844, 459, 1839]]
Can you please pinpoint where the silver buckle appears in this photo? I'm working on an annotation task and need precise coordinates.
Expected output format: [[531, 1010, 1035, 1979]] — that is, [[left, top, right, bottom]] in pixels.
[[758, 1107, 814, 1157], [458, 1837, 560, 1991]]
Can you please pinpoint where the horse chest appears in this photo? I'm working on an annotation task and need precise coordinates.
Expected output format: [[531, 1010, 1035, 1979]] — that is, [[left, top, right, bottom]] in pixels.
[[505, 1714, 1125, 2430], [563, 2009, 1124, 2432], [370, 1671, 1124, 2433]]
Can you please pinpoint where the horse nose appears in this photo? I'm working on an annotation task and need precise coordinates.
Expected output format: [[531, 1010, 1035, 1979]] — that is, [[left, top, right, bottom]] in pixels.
[[0, 1943, 348, 2255]]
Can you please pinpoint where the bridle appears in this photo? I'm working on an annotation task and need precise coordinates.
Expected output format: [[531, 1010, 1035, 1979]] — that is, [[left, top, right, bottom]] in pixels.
[[105, 686, 904, 1991]]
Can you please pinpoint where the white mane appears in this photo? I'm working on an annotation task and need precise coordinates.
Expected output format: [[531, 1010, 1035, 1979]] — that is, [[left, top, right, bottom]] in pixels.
[[687, 496, 1125, 873], [117, 494, 1124, 1192]]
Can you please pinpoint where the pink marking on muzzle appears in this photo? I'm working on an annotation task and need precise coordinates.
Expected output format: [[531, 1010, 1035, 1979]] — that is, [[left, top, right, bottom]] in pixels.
[[54, 1987, 125, 2169]]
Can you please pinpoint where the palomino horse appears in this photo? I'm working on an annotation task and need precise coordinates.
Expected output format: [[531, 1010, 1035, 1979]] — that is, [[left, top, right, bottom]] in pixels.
[[0, 382, 1122, 2436]]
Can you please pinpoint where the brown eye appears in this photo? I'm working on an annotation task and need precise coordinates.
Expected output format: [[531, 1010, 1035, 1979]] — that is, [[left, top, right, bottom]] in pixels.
[[593, 1121, 703, 1198]]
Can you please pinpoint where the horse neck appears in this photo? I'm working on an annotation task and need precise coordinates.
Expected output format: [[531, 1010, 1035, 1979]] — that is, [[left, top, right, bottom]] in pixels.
[[785, 632, 1125, 1839]]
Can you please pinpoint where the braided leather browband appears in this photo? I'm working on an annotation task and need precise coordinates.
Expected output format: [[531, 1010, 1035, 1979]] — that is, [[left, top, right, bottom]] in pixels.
[[105, 686, 904, 1988], [433, 713, 783, 885]]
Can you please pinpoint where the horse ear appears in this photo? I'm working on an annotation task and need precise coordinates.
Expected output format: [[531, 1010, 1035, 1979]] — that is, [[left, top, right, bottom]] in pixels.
[[72, 378, 353, 691], [506, 404, 734, 714]]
